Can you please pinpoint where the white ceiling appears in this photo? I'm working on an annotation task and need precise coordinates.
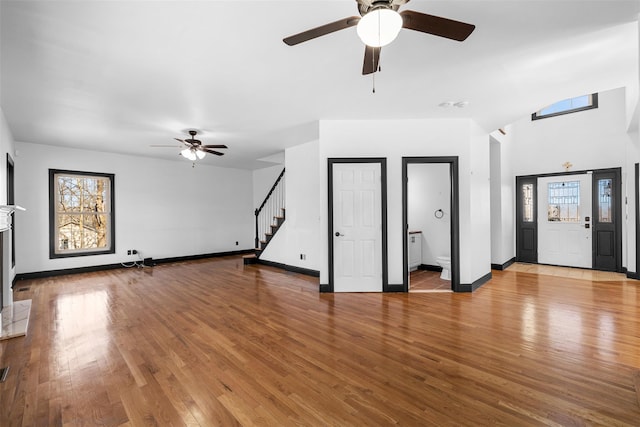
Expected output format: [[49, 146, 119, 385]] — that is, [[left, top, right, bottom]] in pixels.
[[1, 1, 638, 169]]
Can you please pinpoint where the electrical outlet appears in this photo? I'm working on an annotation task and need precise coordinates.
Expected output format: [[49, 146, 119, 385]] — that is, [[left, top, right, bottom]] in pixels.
[[300, 254, 306, 260], [127, 250, 131, 255], [235, 241, 238, 246], [132, 249, 138, 255]]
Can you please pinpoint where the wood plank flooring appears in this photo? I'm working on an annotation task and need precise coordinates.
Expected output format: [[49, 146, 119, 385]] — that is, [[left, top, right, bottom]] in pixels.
[[409, 269, 452, 292], [2, 256, 640, 426]]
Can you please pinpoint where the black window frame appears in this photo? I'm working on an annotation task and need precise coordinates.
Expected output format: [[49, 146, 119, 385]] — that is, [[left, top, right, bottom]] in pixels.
[[532, 93, 598, 121], [49, 169, 115, 259]]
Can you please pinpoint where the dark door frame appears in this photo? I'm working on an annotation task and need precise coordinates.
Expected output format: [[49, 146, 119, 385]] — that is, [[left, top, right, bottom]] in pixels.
[[515, 176, 538, 263], [325, 158, 388, 293], [401, 156, 460, 292], [635, 163, 639, 279], [515, 167, 623, 272], [7, 154, 15, 269], [592, 168, 622, 272]]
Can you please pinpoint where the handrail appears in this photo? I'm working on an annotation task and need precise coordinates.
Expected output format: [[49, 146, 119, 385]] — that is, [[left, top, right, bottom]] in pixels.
[[256, 168, 285, 216], [254, 168, 285, 250]]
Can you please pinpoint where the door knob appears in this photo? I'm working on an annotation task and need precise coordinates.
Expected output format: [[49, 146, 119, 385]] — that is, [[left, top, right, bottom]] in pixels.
[[335, 232, 342, 237]]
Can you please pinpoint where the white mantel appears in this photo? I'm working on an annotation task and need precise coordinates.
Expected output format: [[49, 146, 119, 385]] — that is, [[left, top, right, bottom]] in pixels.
[[0, 205, 25, 232]]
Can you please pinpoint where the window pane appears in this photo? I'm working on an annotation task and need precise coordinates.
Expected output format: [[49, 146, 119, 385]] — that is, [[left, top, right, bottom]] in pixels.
[[547, 181, 580, 222], [533, 93, 597, 120], [598, 179, 612, 223], [57, 175, 109, 214], [522, 183, 534, 222], [57, 213, 110, 251]]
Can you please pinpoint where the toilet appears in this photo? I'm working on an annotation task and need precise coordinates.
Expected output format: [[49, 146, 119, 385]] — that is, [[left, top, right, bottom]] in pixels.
[[436, 256, 451, 280]]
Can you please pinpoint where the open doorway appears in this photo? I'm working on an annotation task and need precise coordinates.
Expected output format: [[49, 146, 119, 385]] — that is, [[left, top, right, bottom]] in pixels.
[[402, 157, 460, 292]]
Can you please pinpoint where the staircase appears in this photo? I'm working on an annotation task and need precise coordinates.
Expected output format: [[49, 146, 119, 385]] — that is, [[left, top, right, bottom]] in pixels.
[[244, 168, 285, 265]]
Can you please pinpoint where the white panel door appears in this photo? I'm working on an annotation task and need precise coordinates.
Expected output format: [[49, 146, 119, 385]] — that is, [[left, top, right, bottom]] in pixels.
[[333, 163, 382, 292], [538, 174, 592, 268]]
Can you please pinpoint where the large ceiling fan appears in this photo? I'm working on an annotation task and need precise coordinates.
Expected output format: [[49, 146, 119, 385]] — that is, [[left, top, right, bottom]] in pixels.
[[283, 0, 475, 75], [151, 130, 227, 161]]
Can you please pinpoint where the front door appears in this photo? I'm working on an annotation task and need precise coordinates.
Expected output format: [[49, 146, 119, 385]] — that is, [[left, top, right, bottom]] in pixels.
[[332, 162, 383, 292], [537, 174, 592, 268]]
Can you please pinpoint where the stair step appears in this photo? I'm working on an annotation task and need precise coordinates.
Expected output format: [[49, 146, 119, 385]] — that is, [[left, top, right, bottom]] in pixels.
[[243, 254, 258, 265]]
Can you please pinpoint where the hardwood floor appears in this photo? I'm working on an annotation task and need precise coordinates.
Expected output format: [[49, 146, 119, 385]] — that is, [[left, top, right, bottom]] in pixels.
[[2, 256, 640, 426], [409, 269, 452, 292]]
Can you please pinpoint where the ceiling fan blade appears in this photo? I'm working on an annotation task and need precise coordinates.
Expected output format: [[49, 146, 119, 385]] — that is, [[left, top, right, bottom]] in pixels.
[[174, 138, 185, 143], [201, 148, 225, 156], [283, 16, 360, 46], [362, 45, 381, 75], [202, 144, 228, 149], [400, 10, 475, 41]]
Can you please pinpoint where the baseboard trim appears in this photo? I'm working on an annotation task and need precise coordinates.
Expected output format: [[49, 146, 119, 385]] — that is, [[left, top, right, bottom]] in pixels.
[[419, 264, 442, 272], [384, 283, 404, 292], [14, 249, 255, 282], [255, 259, 320, 277], [154, 249, 254, 265], [15, 263, 124, 281], [627, 271, 640, 280], [319, 283, 332, 293], [491, 257, 516, 271], [457, 271, 492, 292]]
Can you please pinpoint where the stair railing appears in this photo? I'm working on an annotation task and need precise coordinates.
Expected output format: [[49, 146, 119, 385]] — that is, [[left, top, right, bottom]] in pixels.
[[255, 168, 285, 250]]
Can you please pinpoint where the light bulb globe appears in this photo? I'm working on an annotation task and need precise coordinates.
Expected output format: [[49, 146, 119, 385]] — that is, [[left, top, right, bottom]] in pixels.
[[357, 8, 402, 47]]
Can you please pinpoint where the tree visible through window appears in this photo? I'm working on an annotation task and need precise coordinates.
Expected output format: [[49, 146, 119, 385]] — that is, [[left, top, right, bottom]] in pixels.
[[49, 170, 115, 258]]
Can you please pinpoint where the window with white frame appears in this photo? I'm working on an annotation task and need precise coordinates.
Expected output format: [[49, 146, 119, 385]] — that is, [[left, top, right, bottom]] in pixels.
[[49, 169, 115, 258]]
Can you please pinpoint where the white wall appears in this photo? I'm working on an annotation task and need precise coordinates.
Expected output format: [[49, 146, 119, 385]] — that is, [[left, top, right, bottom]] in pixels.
[[319, 118, 492, 287], [261, 140, 320, 270], [507, 87, 635, 270], [0, 109, 16, 306], [468, 121, 492, 281], [490, 126, 516, 266], [407, 163, 451, 265], [510, 88, 631, 175], [14, 141, 254, 274]]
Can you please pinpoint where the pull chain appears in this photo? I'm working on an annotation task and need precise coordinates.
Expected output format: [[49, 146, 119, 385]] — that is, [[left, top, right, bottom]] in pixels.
[[372, 70, 375, 93]]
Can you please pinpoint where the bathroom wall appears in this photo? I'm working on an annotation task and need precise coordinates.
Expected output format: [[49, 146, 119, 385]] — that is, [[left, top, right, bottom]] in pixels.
[[407, 163, 451, 266]]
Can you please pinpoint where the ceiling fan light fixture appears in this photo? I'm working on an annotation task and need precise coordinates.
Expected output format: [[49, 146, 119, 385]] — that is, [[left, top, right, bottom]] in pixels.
[[356, 8, 402, 47], [181, 148, 197, 161], [195, 150, 206, 160]]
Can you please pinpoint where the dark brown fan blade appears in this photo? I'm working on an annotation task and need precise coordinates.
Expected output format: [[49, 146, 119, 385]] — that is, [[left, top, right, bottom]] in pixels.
[[202, 144, 228, 149], [283, 16, 360, 46], [400, 10, 475, 41], [362, 45, 381, 75], [174, 138, 185, 143], [201, 148, 224, 156]]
